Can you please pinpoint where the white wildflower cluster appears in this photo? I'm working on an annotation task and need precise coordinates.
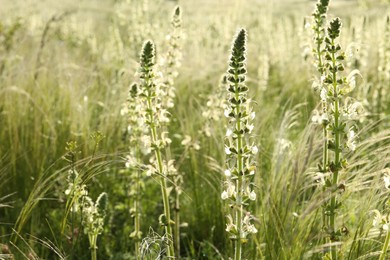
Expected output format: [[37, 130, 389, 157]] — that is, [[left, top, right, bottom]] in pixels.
[[135, 40, 176, 256], [64, 167, 108, 248], [122, 83, 146, 166], [135, 66, 173, 157], [225, 212, 258, 239], [141, 159, 177, 178], [201, 74, 227, 137], [312, 95, 364, 153], [314, 17, 364, 245], [64, 169, 88, 213], [181, 135, 200, 151], [371, 169, 390, 232], [158, 6, 183, 110], [82, 192, 108, 239], [222, 29, 258, 246], [312, 78, 364, 153]]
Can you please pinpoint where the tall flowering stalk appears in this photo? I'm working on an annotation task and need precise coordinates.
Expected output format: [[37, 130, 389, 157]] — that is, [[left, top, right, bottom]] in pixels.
[[222, 28, 258, 260], [160, 5, 182, 110], [123, 82, 145, 259], [312, 0, 330, 76], [136, 40, 175, 258], [317, 18, 363, 259], [82, 192, 108, 260], [311, 0, 330, 246], [162, 6, 183, 256]]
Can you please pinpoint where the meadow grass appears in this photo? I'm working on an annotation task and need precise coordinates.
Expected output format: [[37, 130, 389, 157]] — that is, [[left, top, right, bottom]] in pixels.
[[0, 0, 390, 259]]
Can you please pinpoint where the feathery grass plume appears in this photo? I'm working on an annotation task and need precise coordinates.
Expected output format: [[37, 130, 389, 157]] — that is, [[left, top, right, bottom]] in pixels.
[[82, 192, 108, 260], [136, 40, 175, 258], [310, 0, 331, 247], [318, 17, 364, 259], [222, 28, 258, 260]]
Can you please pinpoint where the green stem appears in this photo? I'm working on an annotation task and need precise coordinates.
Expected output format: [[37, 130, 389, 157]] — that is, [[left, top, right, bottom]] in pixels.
[[380, 229, 390, 260], [134, 171, 141, 260], [89, 234, 97, 260], [330, 38, 340, 260], [91, 247, 97, 260], [315, 21, 329, 247], [174, 185, 180, 257], [322, 104, 329, 244], [164, 127, 180, 257], [234, 70, 244, 260], [146, 89, 175, 258]]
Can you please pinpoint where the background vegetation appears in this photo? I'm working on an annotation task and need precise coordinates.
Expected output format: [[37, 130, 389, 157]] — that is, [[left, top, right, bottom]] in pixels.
[[0, 0, 390, 259]]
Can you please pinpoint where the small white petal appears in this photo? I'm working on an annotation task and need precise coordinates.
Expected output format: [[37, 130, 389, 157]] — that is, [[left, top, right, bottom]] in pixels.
[[249, 191, 256, 201], [251, 146, 258, 155], [225, 147, 231, 155], [221, 191, 229, 200], [226, 129, 233, 137]]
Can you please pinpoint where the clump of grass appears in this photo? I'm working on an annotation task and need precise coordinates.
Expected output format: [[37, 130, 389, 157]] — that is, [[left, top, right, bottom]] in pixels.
[[222, 28, 258, 260]]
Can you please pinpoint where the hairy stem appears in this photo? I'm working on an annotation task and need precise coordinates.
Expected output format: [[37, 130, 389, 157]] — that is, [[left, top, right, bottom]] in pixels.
[[330, 37, 340, 260], [146, 90, 175, 258], [234, 66, 243, 260]]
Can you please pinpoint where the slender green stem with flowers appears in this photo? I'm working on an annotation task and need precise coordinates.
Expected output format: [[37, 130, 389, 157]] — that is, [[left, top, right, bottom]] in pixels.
[[311, 0, 330, 244], [124, 82, 144, 259], [136, 40, 175, 258], [318, 17, 363, 259], [222, 28, 258, 260]]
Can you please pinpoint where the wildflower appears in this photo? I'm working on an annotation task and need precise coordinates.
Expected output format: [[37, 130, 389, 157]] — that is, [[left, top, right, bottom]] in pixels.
[[222, 28, 258, 259], [346, 129, 356, 151], [224, 169, 232, 177], [248, 190, 256, 201], [251, 145, 259, 155], [384, 174, 390, 190]]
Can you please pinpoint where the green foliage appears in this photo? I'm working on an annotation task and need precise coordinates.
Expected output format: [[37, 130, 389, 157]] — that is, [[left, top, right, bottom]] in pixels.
[[0, 1, 389, 259]]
